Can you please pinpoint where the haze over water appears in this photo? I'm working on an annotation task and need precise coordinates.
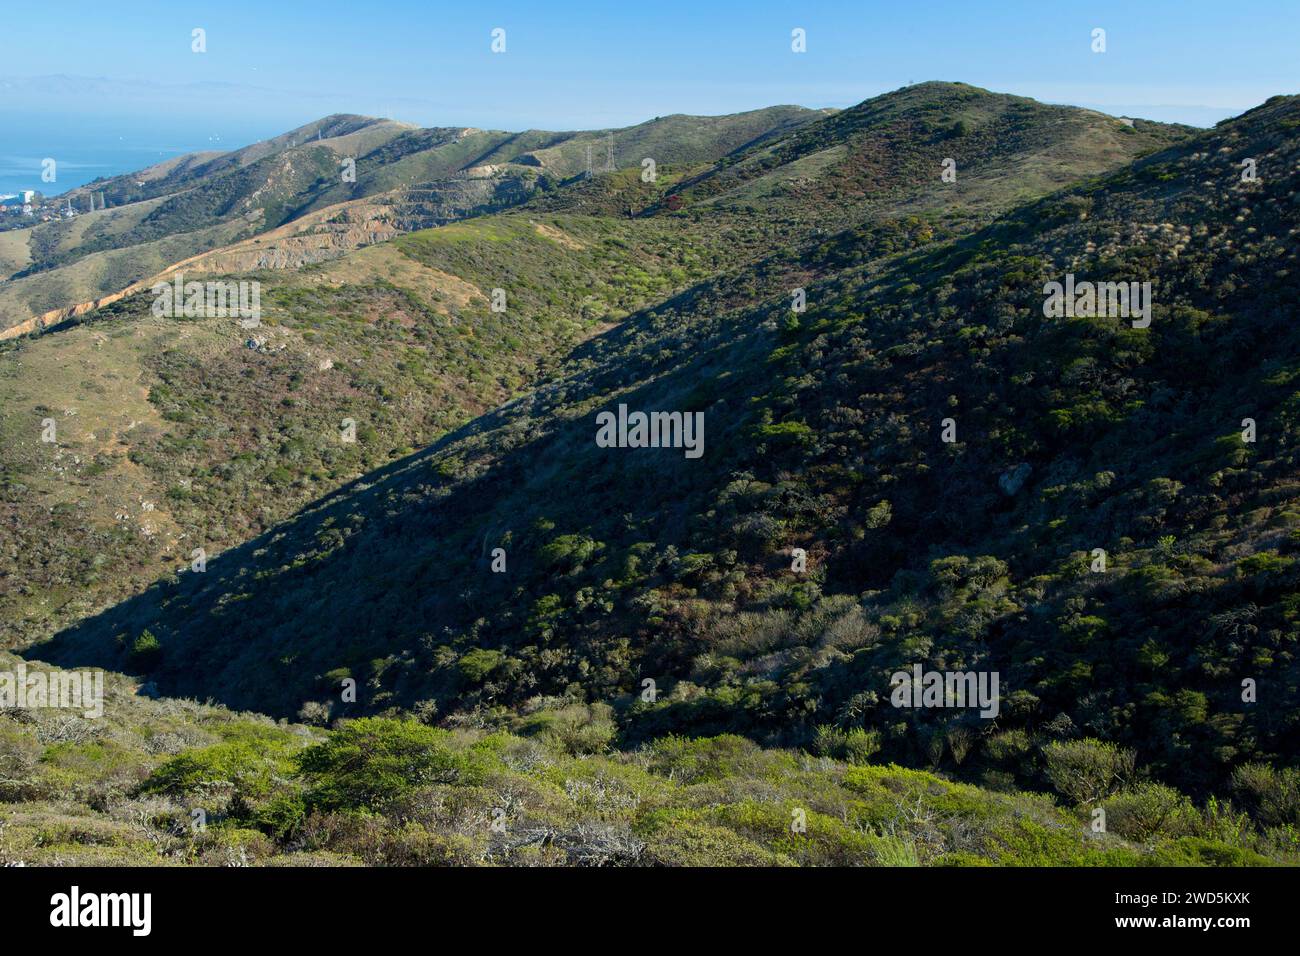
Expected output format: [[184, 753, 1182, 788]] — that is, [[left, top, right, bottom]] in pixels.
[[0, 110, 281, 196]]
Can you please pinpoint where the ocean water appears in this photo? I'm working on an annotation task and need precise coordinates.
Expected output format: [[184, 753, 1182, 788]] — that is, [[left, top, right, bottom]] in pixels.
[[0, 111, 276, 197], [0, 143, 195, 196]]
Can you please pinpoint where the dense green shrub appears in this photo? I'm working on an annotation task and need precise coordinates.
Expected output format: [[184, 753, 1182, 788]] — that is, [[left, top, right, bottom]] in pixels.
[[812, 725, 882, 765], [128, 630, 163, 671], [1042, 739, 1136, 805], [297, 718, 483, 812], [1102, 783, 1194, 842], [1231, 764, 1300, 828]]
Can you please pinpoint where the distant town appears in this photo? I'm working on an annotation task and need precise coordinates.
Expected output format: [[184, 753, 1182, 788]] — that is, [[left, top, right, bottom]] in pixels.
[[0, 188, 102, 224], [0, 190, 36, 216]]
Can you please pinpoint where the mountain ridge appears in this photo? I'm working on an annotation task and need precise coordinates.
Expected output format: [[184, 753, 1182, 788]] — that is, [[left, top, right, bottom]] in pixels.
[[29, 92, 1300, 785], [3, 84, 1298, 867], [1, 85, 1183, 336]]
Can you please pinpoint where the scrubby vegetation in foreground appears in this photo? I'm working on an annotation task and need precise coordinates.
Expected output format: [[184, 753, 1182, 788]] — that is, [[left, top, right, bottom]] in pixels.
[[1, 657, 1293, 866]]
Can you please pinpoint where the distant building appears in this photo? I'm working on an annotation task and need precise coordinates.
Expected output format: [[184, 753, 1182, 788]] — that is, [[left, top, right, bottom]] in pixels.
[[0, 191, 35, 209]]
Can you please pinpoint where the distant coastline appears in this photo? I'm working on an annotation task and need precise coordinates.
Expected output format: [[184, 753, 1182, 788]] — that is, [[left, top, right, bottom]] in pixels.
[[0, 109, 279, 197], [0, 145, 193, 197]]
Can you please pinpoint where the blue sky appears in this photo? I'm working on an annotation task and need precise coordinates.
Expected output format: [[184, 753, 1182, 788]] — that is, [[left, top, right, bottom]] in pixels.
[[3, 0, 1298, 137]]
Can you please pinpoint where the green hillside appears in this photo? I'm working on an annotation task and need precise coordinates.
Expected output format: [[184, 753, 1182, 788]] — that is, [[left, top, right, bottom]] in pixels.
[[6, 86, 1299, 866], [1, 84, 1173, 645], [0, 210, 732, 644], [0, 107, 825, 334]]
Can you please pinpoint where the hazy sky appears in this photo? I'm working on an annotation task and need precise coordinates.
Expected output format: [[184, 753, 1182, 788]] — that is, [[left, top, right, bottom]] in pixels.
[[3, 0, 1297, 134]]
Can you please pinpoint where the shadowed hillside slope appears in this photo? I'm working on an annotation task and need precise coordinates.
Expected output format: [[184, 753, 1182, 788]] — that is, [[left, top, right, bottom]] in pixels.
[[0, 85, 1182, 645], [32, 94, 1300, 822]]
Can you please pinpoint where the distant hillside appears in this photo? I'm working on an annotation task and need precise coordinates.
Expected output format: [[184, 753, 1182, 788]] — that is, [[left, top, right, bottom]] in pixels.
[[0, 85, 1191, 646], [530, 83, 1188, 233], [0, 108, 825, 336], [7, 85, 1300, 866], [30, 91, 1300, 814], [0, 210, 734, 643]]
